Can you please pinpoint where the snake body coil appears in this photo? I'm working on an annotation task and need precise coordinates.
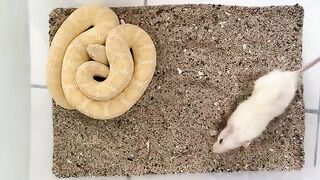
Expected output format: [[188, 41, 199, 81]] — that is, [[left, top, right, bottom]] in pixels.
[[46, 5, 156, 120]]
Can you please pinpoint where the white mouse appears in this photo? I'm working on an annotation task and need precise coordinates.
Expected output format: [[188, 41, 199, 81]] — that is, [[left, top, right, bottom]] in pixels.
[[212, 57, 320, 153]]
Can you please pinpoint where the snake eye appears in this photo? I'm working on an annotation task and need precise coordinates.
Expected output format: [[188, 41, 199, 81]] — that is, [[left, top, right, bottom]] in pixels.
[[219, 139, 223, 144], [93, 75, 106, 82]]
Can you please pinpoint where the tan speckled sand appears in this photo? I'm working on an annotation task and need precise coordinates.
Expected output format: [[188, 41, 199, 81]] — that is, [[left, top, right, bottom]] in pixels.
[[51, 4, 304, 178]]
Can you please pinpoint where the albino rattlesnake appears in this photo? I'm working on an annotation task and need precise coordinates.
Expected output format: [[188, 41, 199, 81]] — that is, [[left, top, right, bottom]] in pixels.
[[46, 5, 156, 120]]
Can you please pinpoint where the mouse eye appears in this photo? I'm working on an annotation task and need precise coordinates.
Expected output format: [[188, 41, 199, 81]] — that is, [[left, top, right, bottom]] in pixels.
[[219, 139, 223, 144]]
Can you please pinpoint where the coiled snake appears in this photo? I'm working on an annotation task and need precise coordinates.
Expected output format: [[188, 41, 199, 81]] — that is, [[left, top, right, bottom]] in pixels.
[[46, 5, 156, 120]]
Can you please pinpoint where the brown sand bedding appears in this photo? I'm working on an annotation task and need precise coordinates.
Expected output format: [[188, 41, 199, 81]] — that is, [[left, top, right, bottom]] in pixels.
[[50, 4, 305, 178]]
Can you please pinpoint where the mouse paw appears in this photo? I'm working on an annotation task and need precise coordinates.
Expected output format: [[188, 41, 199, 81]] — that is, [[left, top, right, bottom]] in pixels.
[[242, 141, 251, 148]]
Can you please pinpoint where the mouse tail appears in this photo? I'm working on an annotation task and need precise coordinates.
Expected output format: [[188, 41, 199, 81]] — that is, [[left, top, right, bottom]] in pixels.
[[297, 56, 320, 74]]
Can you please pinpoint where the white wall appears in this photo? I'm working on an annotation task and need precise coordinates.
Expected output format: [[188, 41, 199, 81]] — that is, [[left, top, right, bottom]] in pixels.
[[0, 0, 30, 180]]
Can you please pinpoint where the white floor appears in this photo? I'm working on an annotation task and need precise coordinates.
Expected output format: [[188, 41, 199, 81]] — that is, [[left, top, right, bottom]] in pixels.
[[29, 0, 320, 180], [1, 1, 30, 180]]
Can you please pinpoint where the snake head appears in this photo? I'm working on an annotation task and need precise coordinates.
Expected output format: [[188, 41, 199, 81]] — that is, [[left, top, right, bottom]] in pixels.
[[87, 44, 108, 65]]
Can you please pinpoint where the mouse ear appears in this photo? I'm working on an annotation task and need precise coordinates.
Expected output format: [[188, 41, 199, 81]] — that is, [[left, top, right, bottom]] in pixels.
[[225, 124, 234, 134], [219, 125, 234, 139]]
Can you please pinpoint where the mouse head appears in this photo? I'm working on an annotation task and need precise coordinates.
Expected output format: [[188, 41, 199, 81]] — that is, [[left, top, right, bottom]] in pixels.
[[212, 125, 250, 153]]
